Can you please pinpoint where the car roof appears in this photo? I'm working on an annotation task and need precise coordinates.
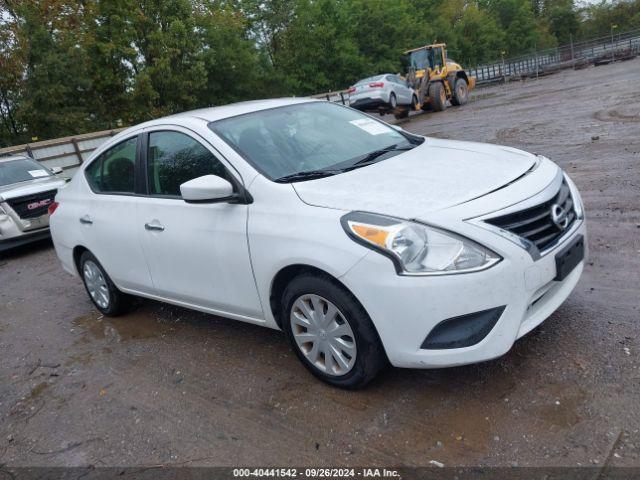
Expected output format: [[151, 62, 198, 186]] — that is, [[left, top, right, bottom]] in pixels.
[[101, 97, 325, 154], [0, 155, 32, 164], [141, 97, 318, 127]]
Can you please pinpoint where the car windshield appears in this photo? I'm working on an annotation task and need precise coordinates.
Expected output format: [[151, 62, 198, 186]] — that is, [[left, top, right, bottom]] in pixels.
[[209, 102, 421, 182], [0, 158, 52, 187]]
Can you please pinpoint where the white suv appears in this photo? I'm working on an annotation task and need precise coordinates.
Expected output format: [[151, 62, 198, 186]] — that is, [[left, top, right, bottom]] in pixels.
[[50, 99, 586, 388]]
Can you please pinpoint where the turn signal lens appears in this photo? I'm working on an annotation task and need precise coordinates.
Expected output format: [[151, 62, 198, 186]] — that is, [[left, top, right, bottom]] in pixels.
[[350, 224, 390, 249]]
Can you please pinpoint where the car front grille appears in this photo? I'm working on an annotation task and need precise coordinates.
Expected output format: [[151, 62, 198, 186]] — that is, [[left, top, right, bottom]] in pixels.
[[485, 179, 576, 252], [6, 189, 57, 220]]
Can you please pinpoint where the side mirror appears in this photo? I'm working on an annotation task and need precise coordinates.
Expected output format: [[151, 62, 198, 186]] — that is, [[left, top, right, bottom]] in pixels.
[[180, 175, 235, 203], [51, 166, 63, 175]]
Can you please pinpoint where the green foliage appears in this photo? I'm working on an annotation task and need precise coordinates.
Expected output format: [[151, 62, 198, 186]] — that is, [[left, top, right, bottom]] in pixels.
[[580, 0, 640, 39], [1, 0, 639, 146]]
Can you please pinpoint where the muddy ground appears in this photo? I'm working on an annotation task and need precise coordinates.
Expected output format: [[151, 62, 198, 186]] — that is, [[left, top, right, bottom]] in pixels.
[[1, 59, 639, 470]]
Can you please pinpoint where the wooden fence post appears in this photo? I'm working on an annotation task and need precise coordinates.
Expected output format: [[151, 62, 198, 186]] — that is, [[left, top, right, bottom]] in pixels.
[[71, 138, 83, 164]]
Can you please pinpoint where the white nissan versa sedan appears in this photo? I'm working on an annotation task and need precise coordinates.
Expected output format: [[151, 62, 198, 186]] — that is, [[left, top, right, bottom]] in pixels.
[[50, 98, 586, 388]]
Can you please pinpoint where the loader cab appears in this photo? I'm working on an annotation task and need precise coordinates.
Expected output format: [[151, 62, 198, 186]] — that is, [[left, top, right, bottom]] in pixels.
[[404, 44, 446, 72]]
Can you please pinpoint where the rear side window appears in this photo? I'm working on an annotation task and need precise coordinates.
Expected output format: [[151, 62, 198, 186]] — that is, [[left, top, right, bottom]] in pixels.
[[147, 131, 230, 197], [85, 137, 137, 194]]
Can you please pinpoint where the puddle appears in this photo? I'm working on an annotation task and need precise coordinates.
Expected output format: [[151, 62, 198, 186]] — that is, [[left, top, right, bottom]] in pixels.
[[64, 352, 95, 367], [528, 383, 587, 428], [594, 107, 640, 123], [72, 311, 177, 344], [26, 382, 49, 401]]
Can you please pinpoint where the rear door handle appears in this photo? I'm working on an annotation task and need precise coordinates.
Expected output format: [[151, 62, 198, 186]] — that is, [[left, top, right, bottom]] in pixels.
[[144, 221, 165, 232], [79, 215, 93, 225]]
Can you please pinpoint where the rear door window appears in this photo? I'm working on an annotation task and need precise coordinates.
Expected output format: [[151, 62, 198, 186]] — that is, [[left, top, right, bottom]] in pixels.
[[85, 137, 137, 194]]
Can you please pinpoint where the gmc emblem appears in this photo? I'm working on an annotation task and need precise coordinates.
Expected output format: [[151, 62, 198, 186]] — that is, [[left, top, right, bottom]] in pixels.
[[27, 198, 52, 210]]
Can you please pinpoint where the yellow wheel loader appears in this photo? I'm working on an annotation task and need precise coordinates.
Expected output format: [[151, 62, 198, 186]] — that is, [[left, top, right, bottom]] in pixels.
[[398, 43, 476, 118]]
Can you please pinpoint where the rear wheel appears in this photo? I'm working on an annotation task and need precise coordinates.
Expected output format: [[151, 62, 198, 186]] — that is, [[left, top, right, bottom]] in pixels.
[[281, 273, 386, 389], [388, 92, 397, 109], [411, 94, 418, 111], [80, 251, 132, 316], [429, 82, 447, 112], [451, 77, 469, 106]]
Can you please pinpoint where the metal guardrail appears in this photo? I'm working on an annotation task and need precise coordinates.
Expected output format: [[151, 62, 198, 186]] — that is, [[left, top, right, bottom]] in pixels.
[[469, 27, 640, 84]]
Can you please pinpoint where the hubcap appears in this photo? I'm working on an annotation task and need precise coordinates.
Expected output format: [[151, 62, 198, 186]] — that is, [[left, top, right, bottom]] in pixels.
[[83, 260, 110, 309], [290, 294, 357, 376]]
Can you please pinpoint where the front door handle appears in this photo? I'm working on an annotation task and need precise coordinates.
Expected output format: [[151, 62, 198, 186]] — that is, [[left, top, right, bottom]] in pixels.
[[79, 215, 93, 225], [144, 221, 165, 232]]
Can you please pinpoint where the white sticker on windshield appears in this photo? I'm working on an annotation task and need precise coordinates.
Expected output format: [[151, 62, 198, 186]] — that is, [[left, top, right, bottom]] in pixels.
[[349, 118, 392, 135], [28, 169, 48, 178]]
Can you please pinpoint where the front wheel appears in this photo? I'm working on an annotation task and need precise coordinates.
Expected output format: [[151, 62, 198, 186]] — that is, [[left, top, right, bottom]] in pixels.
[[429, 82, 447, 112], [281, 273, 387, 389], [80, 251, 132, 316]]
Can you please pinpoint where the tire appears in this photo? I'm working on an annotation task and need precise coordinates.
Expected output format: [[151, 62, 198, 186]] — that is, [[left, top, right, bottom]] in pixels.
[[451, 77, 469, 106], [79, 251, 132, 316], [388, 92, 397, 109], [429, 82, 447, 112], [411, 94, 418, 111], [281, 273, 387, 389]]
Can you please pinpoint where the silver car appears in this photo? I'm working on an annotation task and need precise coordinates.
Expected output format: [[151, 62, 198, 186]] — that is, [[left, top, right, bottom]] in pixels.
[[348, 74, 417, 113], [0, 155, 67, 252]]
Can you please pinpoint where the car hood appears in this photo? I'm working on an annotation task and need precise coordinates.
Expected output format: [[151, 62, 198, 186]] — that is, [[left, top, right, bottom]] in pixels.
[[0, 176, 67, 201], [292, 137, 537, 219]]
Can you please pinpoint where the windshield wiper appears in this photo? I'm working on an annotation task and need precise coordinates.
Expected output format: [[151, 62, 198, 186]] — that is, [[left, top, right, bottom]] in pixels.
[[274, 169, 344, 183], [274, 143, 417, 182], [346, 144, 415, 171]]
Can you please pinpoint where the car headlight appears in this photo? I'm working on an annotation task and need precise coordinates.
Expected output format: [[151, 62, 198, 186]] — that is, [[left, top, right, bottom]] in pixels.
[[563, 172, 584, 220], [341, 212, 501, 276]]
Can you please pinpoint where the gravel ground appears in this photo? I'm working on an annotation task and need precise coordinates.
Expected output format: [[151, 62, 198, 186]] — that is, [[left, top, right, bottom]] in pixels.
[[1, 59, 639, 470]]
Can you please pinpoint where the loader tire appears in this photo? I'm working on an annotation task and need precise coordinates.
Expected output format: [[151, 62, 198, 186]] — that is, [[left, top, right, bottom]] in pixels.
[[429, 82, 447, 112], [451, 77, 469, 106]]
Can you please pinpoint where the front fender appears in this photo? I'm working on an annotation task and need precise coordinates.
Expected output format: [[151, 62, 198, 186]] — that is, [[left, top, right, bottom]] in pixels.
[[247, 177, 369, 327]]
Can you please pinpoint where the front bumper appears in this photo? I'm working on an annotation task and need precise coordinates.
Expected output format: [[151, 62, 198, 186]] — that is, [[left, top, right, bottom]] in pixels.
[[340, 220, 587, 369], [0, 204, 52, 252], [0, 228, 51, 252]]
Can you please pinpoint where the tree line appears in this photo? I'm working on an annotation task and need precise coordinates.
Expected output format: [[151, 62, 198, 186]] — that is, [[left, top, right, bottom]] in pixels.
[[1, 0, 639, 147]]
